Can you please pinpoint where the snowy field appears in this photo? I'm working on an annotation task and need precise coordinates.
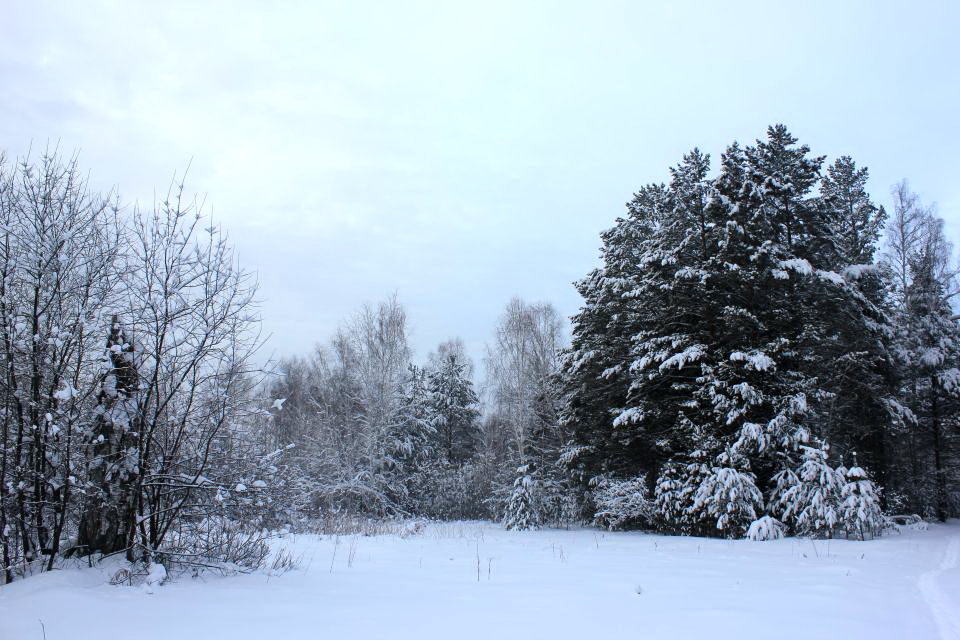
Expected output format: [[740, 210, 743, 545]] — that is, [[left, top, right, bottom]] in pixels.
[[2, 521, 959, 640]]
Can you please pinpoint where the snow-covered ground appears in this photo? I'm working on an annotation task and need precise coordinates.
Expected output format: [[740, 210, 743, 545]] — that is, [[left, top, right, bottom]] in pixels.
[[2, 521, 959, 640]]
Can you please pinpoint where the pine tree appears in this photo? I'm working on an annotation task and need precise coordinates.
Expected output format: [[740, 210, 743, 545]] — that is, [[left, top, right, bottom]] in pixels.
[[747, 515, 787, 541], [559, 183, 664, 510], [813, 156, 896, 490], [894, 216, 960, 519], [820, 156, 887, 268], [878, 182, 960, 519]]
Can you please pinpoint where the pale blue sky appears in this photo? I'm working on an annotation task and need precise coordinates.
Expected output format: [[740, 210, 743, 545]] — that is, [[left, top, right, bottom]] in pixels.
[[2, 0, 958, 364]]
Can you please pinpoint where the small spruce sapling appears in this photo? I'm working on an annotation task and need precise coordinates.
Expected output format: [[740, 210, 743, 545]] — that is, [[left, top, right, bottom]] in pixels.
[[839, 455, 884, 540]]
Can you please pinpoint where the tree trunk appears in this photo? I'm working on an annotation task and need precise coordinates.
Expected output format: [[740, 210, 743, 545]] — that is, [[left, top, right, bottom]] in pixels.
[[931, 376, 947, 522]]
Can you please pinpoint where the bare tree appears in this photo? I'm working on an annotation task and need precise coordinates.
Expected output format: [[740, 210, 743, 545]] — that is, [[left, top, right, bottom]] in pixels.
[[267, 296, 417, 516], [484, 298, 565, 462], [0, 150, 122, 580], [117, 179, 262, 562], [882, 182, 960, 519]]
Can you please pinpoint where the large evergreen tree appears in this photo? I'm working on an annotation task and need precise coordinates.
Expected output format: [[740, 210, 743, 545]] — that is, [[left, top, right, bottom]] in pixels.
[[561, 126, 901, 536]]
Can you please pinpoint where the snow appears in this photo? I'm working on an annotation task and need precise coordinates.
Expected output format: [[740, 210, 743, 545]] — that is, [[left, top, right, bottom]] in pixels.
[[816, 269, 846, 285], [143, 563, 167, 594], [729, 350, 775, 371], [659, 344, 706, 371], [53, 383, 76, 401], [778, 258, 814, 276], [747, 515, 786, 541], [2, 521, 958, 640], [842, 264, 878, 280]]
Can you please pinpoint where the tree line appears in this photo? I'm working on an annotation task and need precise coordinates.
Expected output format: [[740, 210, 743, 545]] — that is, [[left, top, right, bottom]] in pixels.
[[2, 125, 957, 582]]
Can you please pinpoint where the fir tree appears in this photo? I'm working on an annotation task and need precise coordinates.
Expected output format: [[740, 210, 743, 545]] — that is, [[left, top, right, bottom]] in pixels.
[[653, 456, 713, 535]]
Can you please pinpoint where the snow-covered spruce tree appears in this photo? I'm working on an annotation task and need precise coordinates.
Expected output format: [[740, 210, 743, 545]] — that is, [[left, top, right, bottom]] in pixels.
[[427, 348, 482, 464], [404, 343, 489, 520], [653, 455, 713, 536], [838, 460, 884, 540], [768, 440, 843, 537], [689, 452, 764, 539], [503, 464, 539, 530]]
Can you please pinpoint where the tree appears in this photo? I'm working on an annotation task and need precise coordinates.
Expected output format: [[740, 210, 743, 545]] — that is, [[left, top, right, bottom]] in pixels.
[[559, 178, 672, 514], [264, 297, 419, 517], [819, 156, 887, 268], [883, 191, 960, 519], [691, 454, 763, 539], [768, 440, 843, 537], [591, 475, 652, 530], [879, 183, 960, 519], [839, 461, 884, 540], [75, 316, 141, 556], [0, 150, 122, 577], [560, 126, 899, 537], [502, 464, 539, 531], [0, 149, 265, 581], [427, 349, 480, 464], [485, 298, 567, 526], [120, 179, 262, 562]]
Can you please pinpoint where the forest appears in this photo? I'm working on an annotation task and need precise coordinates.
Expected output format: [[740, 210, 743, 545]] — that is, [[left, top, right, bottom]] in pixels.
[[1, 124, 957, 585]]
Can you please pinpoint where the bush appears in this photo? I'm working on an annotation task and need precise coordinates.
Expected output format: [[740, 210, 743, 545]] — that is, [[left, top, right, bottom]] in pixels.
[[592, 476, 652, 530], [747, 516, 786, 541]]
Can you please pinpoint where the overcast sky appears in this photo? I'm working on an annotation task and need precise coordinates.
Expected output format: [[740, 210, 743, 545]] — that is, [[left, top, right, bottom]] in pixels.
[[2, 1, 959, 366]]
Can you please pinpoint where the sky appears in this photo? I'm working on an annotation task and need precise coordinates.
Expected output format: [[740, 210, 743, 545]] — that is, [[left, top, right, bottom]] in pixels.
[[2, 0, 959, 366]]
